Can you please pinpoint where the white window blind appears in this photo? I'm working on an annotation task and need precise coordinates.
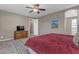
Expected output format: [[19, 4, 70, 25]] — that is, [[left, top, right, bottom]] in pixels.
[[72, 19, 77, 35], [65, 9, 77, 35]]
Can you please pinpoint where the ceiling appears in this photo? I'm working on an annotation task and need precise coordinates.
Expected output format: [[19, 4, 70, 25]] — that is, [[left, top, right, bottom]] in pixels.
[[0, 4, 78, 18]]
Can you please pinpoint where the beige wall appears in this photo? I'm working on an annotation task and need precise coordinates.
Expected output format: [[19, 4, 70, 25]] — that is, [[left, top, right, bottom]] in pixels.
[[38, 6, 79, 35], [38, 11, 65, 35], [0, 10, 31, 40], [0, 6, 78, 40]]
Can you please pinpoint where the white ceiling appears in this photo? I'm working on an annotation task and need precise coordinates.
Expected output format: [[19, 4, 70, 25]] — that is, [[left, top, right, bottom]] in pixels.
[[0, 4, 78, 18]]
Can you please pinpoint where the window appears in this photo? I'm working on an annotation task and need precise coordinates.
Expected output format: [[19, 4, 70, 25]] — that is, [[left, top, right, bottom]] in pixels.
[[72, 19, 77, 35], [65, 9, 77, 17], [65, 9, 77, 35]]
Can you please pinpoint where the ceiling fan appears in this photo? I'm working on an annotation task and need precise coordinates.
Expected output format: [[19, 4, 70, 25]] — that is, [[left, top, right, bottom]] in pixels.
[[26, 4, 46, 14]]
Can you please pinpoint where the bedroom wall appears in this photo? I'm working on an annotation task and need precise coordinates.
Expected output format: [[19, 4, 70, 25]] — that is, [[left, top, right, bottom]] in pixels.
[[38, 11, 65, 35], [0, 10, 31, 40], [38, 5, 79, 35]]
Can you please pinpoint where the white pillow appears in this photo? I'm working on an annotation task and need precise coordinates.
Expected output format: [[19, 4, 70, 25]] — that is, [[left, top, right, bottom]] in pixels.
[[73, 32, 79, 46]]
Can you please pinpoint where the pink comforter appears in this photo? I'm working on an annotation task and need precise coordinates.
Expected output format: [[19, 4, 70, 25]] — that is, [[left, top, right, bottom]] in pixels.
[[25, 33, 79, 54]]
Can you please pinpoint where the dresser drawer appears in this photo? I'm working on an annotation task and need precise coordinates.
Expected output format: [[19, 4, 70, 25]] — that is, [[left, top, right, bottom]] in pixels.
[[14, 31, 28, 39]]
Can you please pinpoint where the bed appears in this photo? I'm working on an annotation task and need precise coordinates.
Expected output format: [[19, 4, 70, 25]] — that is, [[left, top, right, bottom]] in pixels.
[[25, 33, 79, 54]]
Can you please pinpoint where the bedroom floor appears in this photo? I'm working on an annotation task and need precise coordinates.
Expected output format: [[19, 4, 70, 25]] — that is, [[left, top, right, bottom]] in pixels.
[[0, 38, 28, 54]]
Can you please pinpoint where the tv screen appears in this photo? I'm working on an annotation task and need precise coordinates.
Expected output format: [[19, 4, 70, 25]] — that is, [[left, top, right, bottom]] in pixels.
[[17, 26, 24, 31]]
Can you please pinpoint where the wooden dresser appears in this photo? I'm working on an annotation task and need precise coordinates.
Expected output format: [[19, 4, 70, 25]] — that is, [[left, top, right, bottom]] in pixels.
[[14, 31, 28, 39]]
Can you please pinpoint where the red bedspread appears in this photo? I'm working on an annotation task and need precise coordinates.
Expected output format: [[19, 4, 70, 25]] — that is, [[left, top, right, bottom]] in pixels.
[[25, 33, 79, 54]]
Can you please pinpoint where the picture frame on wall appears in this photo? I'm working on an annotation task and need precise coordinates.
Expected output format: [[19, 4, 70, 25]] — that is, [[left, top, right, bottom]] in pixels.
[[52, 19, 59, 28]]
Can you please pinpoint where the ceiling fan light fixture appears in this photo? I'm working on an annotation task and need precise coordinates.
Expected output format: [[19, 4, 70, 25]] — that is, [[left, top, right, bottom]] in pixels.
[[26, 4, 45, 14], [33, 9, 38, 12]]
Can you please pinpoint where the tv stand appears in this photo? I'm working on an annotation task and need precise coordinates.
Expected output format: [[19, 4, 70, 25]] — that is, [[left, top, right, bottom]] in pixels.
[[14, 31, 28, 39]]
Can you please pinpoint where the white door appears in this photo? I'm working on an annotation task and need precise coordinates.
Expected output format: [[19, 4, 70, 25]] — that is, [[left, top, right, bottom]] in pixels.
[[33, 19, 39, 36], [30, 19, 39, 36]]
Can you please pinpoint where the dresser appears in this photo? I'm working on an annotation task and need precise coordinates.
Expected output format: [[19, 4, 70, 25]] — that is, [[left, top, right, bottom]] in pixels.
[[14, 31, 28, 39]]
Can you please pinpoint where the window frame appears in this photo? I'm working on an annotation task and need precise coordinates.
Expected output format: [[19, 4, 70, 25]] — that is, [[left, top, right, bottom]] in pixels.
[[65, 9, 78, 35]]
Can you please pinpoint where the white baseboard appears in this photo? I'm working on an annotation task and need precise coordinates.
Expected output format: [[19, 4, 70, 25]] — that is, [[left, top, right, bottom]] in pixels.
[[0, 38, 14, 42]]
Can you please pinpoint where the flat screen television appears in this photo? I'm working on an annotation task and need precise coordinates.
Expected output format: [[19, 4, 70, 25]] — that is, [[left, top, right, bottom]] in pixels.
[[17, 26, 24, 31]]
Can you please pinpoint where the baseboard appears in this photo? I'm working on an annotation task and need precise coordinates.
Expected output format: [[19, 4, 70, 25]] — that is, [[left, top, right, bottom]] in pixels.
[[0, 38, 14, 42]]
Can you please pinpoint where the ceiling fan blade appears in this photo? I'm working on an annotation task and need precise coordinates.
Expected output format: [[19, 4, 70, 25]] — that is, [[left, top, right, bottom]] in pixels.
[[39, 9, 46, 11], [29, 10, 33, 13], [26, 6, 33, 9]]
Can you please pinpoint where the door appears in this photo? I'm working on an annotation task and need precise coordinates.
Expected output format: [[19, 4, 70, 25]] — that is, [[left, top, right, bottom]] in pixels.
[[30, 19, 39, 36]]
